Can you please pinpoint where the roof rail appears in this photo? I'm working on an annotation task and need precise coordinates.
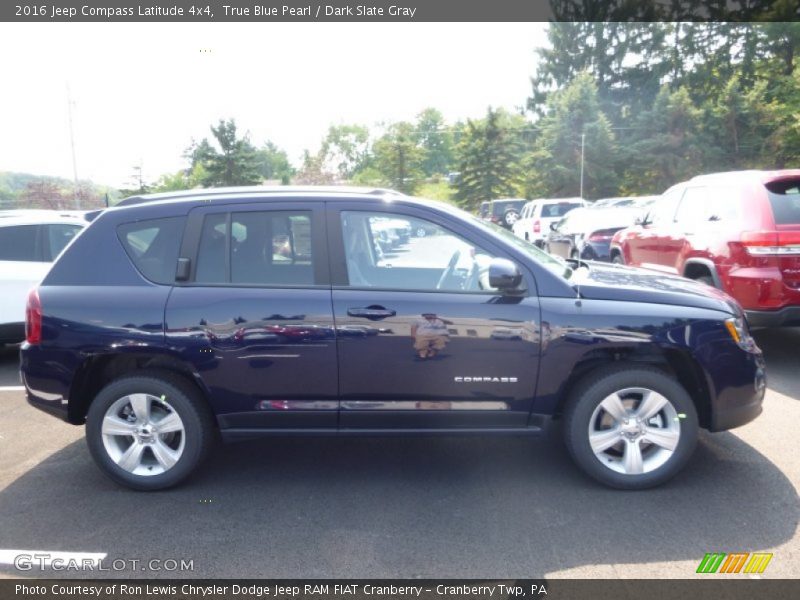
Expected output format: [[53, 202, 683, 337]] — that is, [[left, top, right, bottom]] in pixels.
[[114, 185, 406, 207]]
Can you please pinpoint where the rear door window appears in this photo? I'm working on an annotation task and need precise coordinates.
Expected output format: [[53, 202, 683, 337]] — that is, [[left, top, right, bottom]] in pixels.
[[0, 224, 41, 261], [194, 210, 315, 286], [45, 223, 83, 260], [766, 180, 800, 225], [118, 217, 186, 284]]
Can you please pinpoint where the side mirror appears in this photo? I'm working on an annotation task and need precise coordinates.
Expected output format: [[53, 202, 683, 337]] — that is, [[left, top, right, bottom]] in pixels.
[[634, 216, 644, 226], [489, 258, 522, 290], [550, 222, 559, 231]]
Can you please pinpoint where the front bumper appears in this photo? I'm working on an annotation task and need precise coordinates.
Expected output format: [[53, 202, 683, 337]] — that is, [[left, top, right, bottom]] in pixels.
[[704, 343, 766, 432]]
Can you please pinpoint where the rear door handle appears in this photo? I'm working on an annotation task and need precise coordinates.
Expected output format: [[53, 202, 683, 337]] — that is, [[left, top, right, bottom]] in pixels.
[[347, 306, 397, 320]]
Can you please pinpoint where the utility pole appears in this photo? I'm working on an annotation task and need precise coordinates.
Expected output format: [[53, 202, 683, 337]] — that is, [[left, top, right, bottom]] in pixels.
[[66, 83, 81, 209], [579, 132, 586, 199]]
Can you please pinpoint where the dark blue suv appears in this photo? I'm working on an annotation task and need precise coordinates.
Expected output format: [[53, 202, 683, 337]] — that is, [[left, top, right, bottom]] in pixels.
[[20, 187, 766, 490]]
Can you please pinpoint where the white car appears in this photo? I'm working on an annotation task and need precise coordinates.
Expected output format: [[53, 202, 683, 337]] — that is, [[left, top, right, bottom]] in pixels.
[[0, 212, 87, 344], [512, 198, 585, 246]]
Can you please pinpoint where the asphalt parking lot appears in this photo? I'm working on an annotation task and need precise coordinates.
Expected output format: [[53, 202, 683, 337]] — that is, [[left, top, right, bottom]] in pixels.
[[0, 329, 798, 579]]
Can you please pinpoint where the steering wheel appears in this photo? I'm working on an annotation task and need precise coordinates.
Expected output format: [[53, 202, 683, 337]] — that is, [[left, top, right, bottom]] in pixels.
[[435, 250, 461, 290]]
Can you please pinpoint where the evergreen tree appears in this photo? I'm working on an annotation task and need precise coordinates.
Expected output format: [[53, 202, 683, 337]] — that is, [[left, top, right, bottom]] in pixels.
[[415, 108, 454, 176], [527, 74, 618, 199], [188, 119, 262, 187], [373, 122, 424, 194], [455, 108, 526, 210]]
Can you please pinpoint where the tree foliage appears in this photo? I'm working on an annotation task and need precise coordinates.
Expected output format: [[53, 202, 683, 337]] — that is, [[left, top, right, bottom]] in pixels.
[[188, 119, 263, 187], [372, 122, 424, 194], [455, 108, 526, 210]]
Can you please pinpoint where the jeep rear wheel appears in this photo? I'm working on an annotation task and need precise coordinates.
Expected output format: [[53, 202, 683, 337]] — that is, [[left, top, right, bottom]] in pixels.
[[86, 371, 215, 490], [563, 366, 698, 489]]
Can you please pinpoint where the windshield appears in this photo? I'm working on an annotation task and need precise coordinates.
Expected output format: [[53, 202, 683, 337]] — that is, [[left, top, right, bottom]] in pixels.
[[466, 212, 574, 280]]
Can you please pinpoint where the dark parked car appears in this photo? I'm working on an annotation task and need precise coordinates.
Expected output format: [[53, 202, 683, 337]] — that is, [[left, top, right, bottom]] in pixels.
[[546, 206, 640, 261], [479, 198, 527, 229], [21, 186, 765, 491], [610, 170, 800, 327]]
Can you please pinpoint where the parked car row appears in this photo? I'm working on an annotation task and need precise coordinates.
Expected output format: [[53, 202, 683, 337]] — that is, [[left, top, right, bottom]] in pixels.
[[545, 197, 657, 261], [512, 197, 585, 246], [609, 170, 800, 328]]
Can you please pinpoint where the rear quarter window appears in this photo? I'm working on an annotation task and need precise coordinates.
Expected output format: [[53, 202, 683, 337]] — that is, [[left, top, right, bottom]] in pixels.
[[766, 180, 800, 225], [117, 217, 186, 284]]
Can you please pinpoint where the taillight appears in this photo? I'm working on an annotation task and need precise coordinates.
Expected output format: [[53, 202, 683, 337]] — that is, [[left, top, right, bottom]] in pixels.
[[25, 288, 42, 345], [741, 231, 800, 255], [533, 220, 541, 233]]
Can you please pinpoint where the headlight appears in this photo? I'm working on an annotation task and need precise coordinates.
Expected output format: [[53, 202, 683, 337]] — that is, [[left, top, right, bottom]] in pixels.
[[724, 317, 745, 344], [724, 316, 758, 352]]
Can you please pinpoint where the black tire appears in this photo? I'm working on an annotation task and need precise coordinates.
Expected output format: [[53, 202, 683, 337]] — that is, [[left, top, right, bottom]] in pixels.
[[563, 365, 699, 490], [85, 370, 215, 491], [612, 253, 624, 265]]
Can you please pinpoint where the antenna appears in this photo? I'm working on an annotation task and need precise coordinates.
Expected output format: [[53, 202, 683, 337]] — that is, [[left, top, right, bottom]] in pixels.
[[66, 82, 81, 210]]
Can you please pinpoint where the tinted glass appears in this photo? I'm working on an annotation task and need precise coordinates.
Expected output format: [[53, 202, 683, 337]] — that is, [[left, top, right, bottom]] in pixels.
[[766, 180, 800, 225], [46, 223, 82, 260], [341, 211, 498, 292], [0, 225, 39, 261], [195, 214, 228, 284], [231, 211, 313, 285], [195, 211, 314, 286], [118, 217, 185, 284]]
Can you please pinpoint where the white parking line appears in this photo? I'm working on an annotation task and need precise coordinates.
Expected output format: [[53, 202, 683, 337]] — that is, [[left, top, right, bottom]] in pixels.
[[0, 386, 24, 392], [0, 549, 107, 567]]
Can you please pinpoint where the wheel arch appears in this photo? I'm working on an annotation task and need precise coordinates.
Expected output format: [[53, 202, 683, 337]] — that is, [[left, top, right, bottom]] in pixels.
[[68, 351, 213, 425], [683, 258, 722, 288], [552, 345, 713, 430]]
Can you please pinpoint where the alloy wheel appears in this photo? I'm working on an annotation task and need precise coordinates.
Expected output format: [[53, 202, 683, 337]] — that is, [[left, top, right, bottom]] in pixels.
[[101, 393, 186, 476], [588, 387, 681, 475]]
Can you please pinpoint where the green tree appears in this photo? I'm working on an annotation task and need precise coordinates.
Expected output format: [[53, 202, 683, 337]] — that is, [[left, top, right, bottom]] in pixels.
[[188, 119, 262, 187], [372, 122, 424, 194], [454, 107, 526, 210], [527, 74, 618, 199], [254, 141, 294, 184], [415, 108, 454, 176], [623, 87, 705, 192], [320, 124, 371, 180]]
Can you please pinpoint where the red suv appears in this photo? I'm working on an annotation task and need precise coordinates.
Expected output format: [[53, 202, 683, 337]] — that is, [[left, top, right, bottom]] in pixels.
[[610, 170, 800, 327]]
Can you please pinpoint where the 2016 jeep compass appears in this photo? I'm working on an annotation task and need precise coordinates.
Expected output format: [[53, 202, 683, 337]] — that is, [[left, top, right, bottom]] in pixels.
[[20, 187, 766, 490]]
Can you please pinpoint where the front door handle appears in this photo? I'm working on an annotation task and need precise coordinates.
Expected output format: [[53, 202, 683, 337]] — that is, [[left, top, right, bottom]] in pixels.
[[347, 306, 397, 320]]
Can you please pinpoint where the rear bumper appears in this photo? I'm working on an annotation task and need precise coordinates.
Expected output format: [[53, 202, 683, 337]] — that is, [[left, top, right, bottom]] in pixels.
[[19, 343, 72, 422], [745, 306, 800, 328]]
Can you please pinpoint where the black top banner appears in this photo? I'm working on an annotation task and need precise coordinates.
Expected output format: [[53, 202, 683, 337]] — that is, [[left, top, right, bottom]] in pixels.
[[3, 1, 800, 22]]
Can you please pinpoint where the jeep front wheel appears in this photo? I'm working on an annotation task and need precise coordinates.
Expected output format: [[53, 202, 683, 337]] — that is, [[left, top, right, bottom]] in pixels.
[[563, 366, 698, 489]]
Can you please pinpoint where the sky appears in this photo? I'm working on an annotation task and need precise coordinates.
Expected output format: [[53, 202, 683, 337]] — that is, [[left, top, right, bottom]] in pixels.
[[0, 23, 546, 188]]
